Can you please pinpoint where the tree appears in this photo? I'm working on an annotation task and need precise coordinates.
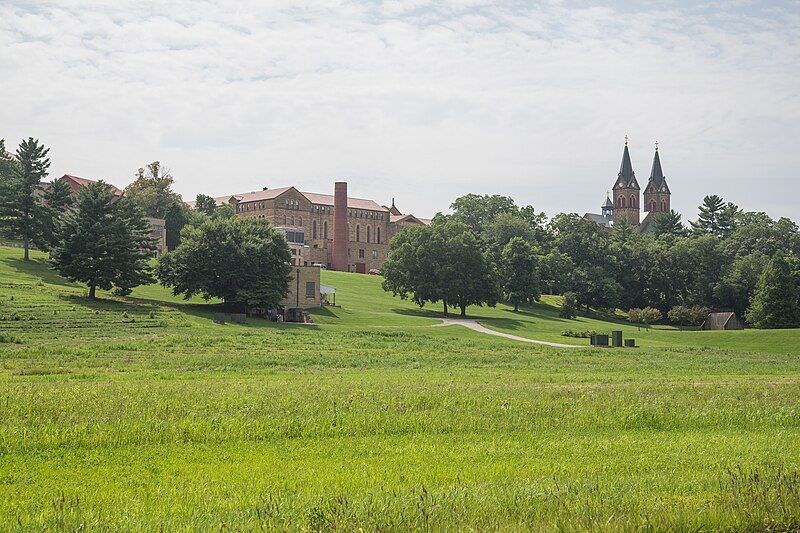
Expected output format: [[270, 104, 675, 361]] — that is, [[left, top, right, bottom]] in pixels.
[[124, 161, 181, 218], [541, 250, 573, 295], [691, 195, 738, 237], [450, 193, 518, 234], [194, 194, 217, 216], [559, 292, 578, 319], [652, 210, 686, 237], [501, 237, 541, 311], [714, 253, 768, 317], [51, 182, 156, 298], [157, 216, 292, 311], [0, 138, 51, 259], [383, 220, 499, 317], [667, 305, 710, 328], [42, 176, 74, 247], [745, 254, 800, 329], [164, 201, 189, 251], [628, 307, 662, 327]]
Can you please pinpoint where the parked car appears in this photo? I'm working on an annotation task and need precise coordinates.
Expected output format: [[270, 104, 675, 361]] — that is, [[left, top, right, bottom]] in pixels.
[[368, 268, 381, 275]]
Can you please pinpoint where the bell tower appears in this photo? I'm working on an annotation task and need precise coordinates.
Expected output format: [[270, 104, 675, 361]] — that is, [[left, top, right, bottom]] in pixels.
[[612, 136, 640, 225], [643, 141, 671, 214]]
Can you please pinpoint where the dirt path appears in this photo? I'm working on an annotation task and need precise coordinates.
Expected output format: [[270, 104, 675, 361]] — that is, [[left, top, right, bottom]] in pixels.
[[435, 318, 580, 348]]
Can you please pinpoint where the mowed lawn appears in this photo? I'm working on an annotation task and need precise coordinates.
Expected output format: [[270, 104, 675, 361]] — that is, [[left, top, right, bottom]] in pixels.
[[2, 246, 800, 531]]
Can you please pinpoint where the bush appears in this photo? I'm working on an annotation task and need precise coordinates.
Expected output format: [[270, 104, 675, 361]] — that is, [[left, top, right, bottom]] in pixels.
[[561, 329, 598, 338], [668, 305, 710, 327], [559, 292, 578, 319], [628, 307, 662, 326], [0, 334, 22, 344]]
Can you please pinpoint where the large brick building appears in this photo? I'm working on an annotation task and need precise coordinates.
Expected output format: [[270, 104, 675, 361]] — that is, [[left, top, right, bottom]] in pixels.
[[584, 138, 672, 232], [204, 182, 430, 272]]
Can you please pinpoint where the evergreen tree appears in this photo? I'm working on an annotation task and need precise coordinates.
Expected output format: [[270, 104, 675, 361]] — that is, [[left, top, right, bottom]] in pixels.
[[0, 138, 51, 259], [51, 182, 156, 299], [745, 254, 800, 329], [652, 210, 686, 237], [157, 216, 291, 310], [194, 194, 217, 216], [165, 201, 188, 251], [691, 195, 738, 237], [501, 237, 541, 311], [42, 176, 74, 247]]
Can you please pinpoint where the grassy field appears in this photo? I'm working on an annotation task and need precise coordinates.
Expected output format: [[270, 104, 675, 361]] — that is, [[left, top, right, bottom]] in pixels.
[[2, 245, 800, 531]]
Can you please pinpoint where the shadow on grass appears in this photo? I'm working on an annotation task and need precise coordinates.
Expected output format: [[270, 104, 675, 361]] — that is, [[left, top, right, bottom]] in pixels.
[[5, 257, 79, 288]]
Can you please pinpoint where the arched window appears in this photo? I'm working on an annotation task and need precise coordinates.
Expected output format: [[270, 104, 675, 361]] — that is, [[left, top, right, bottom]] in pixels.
[[618, 196, 625, 208], [323, 221, 328, 239], [312, 220, 317, 239], [650, 201, 656, 212], [630, 195, 636, 208], [377, 227, 381, 244], [290, 216, 294, 225], [661, 200, 667, 212], [298, 217, 302, 226], [356, 225, 361, 242], [367, 226, 371, 243]]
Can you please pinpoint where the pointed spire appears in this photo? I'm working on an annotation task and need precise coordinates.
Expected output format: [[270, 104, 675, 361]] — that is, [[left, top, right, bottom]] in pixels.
[[603, 192, 613, 208], [618, 141, 635, 186], [649, 144, 664, 187]]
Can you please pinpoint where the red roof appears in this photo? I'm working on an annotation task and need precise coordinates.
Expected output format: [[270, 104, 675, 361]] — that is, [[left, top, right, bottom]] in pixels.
[[61, 174, 123, 196]]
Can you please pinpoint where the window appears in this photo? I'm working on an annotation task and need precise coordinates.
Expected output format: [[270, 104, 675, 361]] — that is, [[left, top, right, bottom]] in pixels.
[[359, 249, 365, 258], [323, 221, 328, 239], [630, 195, 636, 208], [367, 226, 371, 243], [305, 281, 316, 298], [376, 227, 381, 244], [356, 225, 360, 242], [371, 250, 377, 259], [650, 201, 655, 212], [312, 220, 317, 239], [661, 200, 667, 212], [290, 216, 294, 225], [298, 217, 302, 226]]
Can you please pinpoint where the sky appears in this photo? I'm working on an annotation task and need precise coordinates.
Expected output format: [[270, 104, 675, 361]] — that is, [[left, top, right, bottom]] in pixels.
[[1, 0, 799, 222]]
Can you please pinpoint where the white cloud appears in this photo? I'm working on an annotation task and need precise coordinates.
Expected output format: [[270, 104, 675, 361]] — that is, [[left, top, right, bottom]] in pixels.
[[1, 0, 799, 220]]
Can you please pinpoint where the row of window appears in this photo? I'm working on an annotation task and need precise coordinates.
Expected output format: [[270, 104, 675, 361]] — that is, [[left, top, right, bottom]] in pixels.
[[237, 201, 265, 212], [349, 209, 384, 220], [355, 224, 380, 244], [649, 200, 668, 212], [350, 249, 380, 259], [617, 195, 638, 209]]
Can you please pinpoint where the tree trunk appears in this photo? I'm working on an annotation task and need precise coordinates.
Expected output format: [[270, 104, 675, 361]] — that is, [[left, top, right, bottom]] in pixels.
[[88, 284, 96, 299], [460, 304, 466, 317], [443, 301, 448, 317], [23, 236, 29, 261], [514, 302, 519, 312]]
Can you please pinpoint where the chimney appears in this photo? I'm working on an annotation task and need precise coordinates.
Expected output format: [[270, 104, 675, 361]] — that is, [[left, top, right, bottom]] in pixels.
[[332, 181, 349, 272]]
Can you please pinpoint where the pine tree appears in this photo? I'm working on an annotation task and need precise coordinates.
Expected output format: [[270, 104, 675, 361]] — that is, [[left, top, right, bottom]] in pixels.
[[0, 138, 50, 259], [652, 210, 686, 237], [745, 254, 800, 329], [691, 195, 738, 237], [51, 181, 156, 299], [42, 176, 74, 247], [501, 237, 541, 311]]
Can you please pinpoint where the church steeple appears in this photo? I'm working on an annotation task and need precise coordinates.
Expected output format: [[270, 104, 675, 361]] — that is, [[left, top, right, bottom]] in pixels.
[[643, 141, 671, 213], [612, 136, 640, 225]]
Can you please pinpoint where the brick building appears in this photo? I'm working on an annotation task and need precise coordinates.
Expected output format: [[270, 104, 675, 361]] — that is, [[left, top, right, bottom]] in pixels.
[[204, 181, 430, 272], [584, 138, 672, 232]]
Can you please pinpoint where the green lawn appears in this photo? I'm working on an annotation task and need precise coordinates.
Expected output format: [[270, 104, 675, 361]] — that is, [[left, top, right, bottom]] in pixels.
[[2, 245, 800, 531]]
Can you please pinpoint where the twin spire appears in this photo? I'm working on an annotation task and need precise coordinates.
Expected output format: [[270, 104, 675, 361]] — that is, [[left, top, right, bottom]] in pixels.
[[618, 136, 664, 187]]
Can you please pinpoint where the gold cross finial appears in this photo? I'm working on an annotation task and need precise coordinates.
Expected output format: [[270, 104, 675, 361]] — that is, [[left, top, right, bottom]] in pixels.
[[624, 134, 628, 146], [655, 140, 659, 151]]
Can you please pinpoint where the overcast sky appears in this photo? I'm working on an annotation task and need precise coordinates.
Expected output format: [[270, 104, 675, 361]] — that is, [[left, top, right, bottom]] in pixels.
[[2, 1, 799, 221]]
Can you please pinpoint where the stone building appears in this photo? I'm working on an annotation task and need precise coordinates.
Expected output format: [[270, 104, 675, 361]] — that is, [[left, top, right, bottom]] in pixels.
[[280, 265, 322, 310], [206, 181, 430, 272], [584, 138, 673, 232]]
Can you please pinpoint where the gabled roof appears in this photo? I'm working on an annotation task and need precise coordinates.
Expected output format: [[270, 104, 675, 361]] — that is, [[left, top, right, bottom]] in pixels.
[[60, 174, 123, 196], [301, 191, 388, 211], [390, 213, 430, 225], [584, 213, 613, 228], [603, 195, 614, 208]]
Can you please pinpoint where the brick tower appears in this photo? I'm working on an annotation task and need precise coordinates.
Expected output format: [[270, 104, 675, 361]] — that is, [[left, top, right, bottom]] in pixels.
[[643, 141, 671, 215], [612, 137, 640, 225], [332, 181, 349, 272]]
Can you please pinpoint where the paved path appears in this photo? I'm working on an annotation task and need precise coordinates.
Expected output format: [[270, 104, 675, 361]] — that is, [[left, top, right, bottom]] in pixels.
[[435, 318, 579, 348]]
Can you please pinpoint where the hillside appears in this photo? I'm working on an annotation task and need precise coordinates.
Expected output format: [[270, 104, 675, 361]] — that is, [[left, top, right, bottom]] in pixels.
[[2, 245, 800, 530]]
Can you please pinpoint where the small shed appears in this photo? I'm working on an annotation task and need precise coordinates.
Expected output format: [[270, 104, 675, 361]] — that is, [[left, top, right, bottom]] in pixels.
[[320, 284, 336, 306], [701, 312, 744, 330]]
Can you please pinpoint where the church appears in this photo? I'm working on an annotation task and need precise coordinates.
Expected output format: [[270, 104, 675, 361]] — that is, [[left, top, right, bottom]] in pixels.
[[584, 137, 672, 232]]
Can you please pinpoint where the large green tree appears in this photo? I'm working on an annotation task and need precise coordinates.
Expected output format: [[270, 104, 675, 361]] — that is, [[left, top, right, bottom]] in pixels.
[[51, 182, 156, 298], [42, 176, 74, 247], [651, 210, 686, 237], [501, 237, 541, 311], [157, 216, 292, 311], [0, 138, 50, 259], [745, 254, 800, 329], [124, 161, 181, 218], [194, 194, 217, 216], [691, 195, 738, 237]]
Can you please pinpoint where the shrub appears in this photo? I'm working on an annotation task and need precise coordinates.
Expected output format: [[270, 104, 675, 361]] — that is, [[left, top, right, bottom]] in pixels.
[[628, 307, 662, 326], [0, 334, 22, 344], [559, 292, 578, 319], [561, 329, 598, 338], [668, 305, 710, 327]]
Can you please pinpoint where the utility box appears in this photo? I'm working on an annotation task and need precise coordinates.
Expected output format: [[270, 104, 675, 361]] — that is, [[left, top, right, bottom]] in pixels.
[[624, 339, 636, 347], [612, 331, 623, 347], [595, 334, 609, 346]]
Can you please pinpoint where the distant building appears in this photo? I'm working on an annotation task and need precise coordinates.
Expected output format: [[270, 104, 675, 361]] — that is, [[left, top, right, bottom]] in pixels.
[[701, 312, 745, 330], [584, 138, 672, 232], [195, 182, 431, 272]]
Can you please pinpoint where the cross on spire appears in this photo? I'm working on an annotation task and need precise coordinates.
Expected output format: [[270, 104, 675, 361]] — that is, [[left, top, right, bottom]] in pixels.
[[655, 140, 659, 151], [624, 134, 628, 146]]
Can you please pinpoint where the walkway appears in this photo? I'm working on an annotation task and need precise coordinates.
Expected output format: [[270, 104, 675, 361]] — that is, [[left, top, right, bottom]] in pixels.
[[435, 318, 579, 348]]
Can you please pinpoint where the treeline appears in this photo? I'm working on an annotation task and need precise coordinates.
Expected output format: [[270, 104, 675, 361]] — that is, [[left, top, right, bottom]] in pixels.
[[383, 193, 800, 329], [0, 138, 290, 308]]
